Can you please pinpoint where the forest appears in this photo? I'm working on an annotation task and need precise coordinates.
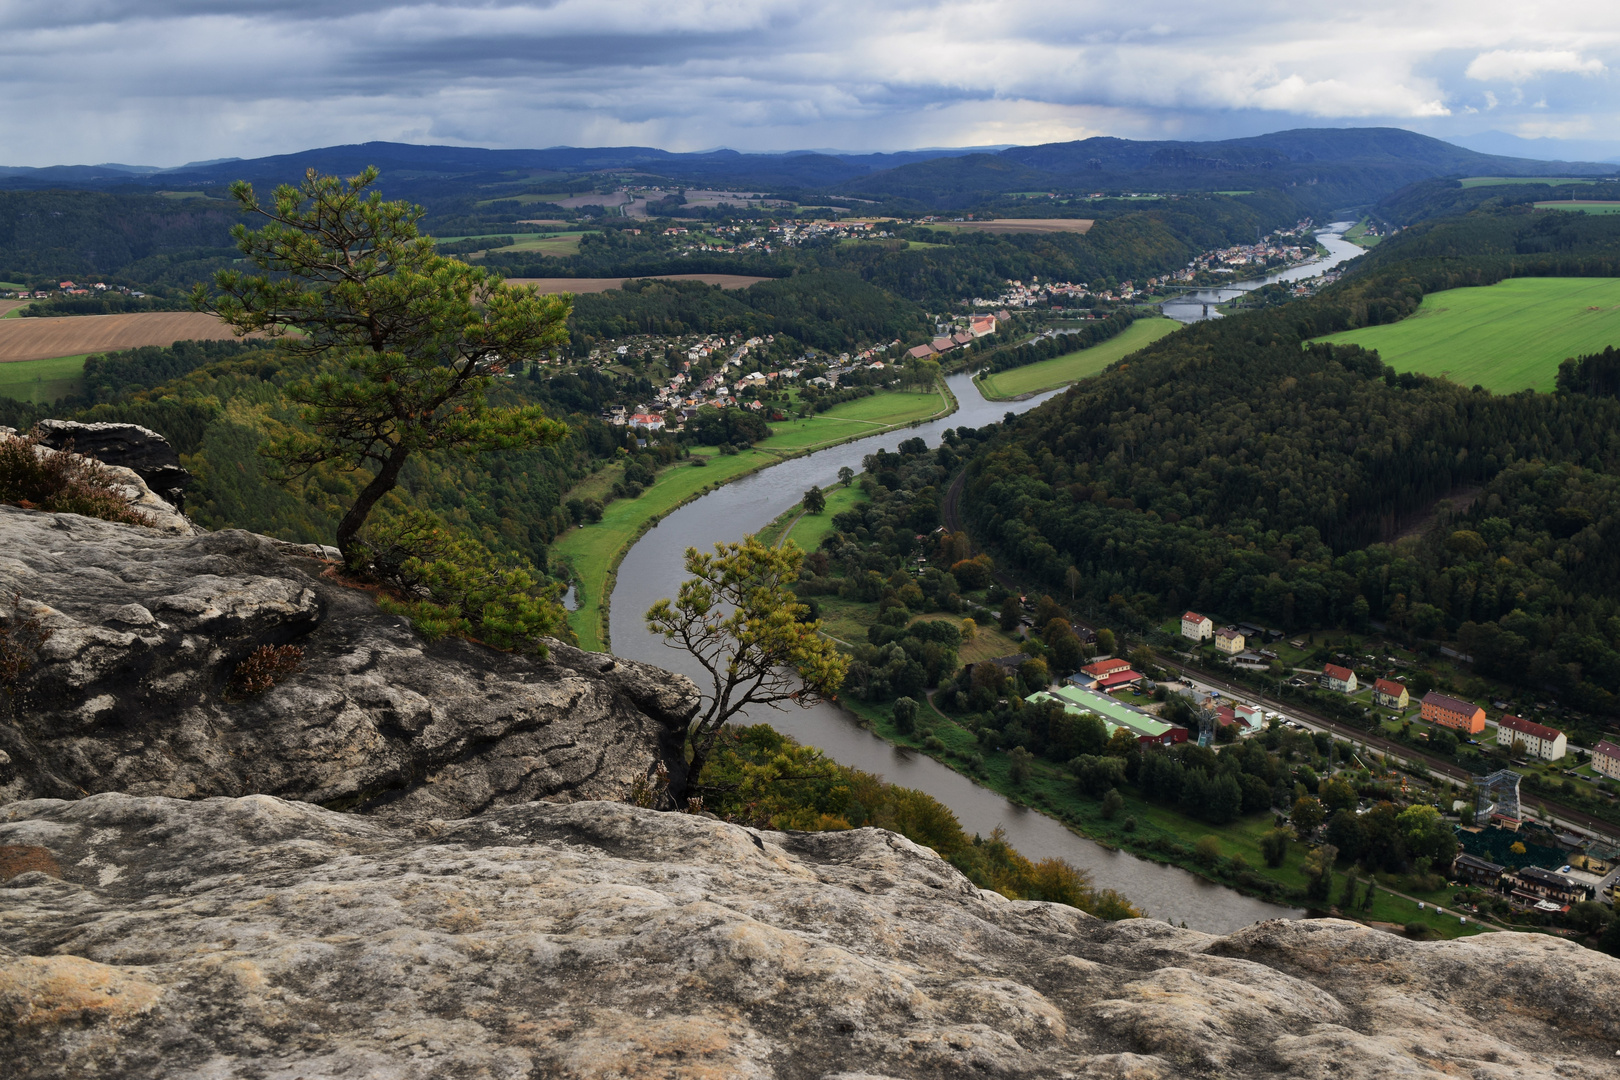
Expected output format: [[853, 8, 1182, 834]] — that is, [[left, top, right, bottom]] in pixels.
[[960, 203, 1620, 718], [566, 272, 931, 352]]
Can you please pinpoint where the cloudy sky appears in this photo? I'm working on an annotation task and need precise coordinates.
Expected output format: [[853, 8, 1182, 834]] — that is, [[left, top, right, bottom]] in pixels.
[[1, 1, 1617, 166]]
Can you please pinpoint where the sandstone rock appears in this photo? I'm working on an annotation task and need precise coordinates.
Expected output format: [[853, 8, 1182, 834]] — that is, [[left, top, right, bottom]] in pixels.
[[1, 425, 196, 535], [2, 793, 1616, 1079], [35, 419, 194, 511], [0, 506, 699, 819]]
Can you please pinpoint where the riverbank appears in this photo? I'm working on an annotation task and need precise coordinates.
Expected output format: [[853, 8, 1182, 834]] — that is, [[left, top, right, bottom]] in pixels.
[[973, 318, 1181, 401], [552, 379, 956, 651], [831, 687, 1491, 940]]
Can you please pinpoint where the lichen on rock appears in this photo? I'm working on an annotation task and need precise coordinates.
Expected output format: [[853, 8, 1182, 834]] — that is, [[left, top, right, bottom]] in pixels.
[[2, 793, 1617, 1079]]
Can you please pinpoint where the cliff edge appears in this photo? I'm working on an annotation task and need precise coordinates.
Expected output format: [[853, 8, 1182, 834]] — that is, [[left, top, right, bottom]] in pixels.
[[3, 793, 1617, 1079], [0, 504, 699, 820]]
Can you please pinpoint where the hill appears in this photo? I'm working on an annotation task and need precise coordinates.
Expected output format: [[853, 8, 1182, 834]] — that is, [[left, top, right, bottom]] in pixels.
[[3, 129, 1614, 218]]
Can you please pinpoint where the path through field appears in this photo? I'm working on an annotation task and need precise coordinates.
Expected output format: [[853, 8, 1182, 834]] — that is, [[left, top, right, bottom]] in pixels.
[[0, 312, 243, 364]]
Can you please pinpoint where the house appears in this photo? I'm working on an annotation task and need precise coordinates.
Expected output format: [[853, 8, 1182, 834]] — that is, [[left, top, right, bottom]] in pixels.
[[1505, 866, 1594, 909], [1451, 853, 1504, 888], [931, 336, 956, 353], [1593, 740, 1620, 780], [1180, 611, 1213, 642], [1372, 678, 1409, 709], [1320, 664, 1357, 693], [1026, 685, 1185, 747], [951, 331, 973, 347], [1421, 691, 1486, 734], [1080, 658, 1132, 680], [1234, 703, 1264, 732], [1496, 715, 1567, 762], [628, 413, 664, 430], [1215, 628, 1245, 655], [1096, 669, 1143, 692], [969, 315, 997, 337]]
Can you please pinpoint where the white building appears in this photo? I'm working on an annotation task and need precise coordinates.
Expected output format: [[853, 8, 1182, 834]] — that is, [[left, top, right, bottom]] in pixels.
[[1593, 740, 1620, 779], [1181, 611, 1213, 642], [1496, 715, 1566, 761]]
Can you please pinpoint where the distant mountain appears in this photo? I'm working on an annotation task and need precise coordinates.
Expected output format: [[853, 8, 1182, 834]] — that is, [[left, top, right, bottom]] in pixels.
[[1449, 131, 1620, 166], [0, 129, 1613, 214], [843, 127, 1620, 212]]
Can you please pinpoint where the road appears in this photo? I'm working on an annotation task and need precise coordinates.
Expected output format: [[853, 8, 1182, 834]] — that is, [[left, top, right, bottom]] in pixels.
[[943, 468, 1620, 846]]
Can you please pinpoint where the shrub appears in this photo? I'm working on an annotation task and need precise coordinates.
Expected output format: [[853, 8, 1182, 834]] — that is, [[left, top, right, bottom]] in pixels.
[[0, 428, 152, 527], [1100, 787, 1125, 820], [0, 593, 53, 698], [229, 644, 305, 696], [1122, 815, 1137, 832], [1260, 827, 1291, 868], [892, 696, 919, 734], [1404, 921, 1440, 940], [1193, 835, 1222, 866], [358, 510, 566, 654]]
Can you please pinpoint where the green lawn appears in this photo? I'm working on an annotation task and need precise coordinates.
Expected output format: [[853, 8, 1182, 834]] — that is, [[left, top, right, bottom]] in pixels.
[[0, 354, 88, 403], [976, 318, 1181, 400], [1459, 176, 1599, 189], [1535, 201, 1620, 215], [1314, 277, 1620, 393]]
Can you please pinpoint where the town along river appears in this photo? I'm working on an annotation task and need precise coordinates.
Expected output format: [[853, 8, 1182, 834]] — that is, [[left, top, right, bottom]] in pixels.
[[1160, 222, 1365, 322], [607, 370, 1303, 933]]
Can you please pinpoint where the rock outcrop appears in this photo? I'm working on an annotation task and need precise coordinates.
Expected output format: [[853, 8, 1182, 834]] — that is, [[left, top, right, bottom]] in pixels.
[[3, 792, 1617, 1079], [0, 505, 699, 819], [35, 420, 194, 511]]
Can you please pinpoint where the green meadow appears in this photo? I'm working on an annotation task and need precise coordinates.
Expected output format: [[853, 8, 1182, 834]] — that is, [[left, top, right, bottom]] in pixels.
[[1535, 200, 1620, 215], [1459, 176, 1599, 189], [553, 383, 953, 650], [975, 317, 1181, 400], [0, 354, 88, 404], [1314, 277, 1620, 393]]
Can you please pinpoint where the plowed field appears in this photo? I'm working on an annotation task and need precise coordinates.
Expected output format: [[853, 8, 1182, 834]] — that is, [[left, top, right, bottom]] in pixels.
[[504, 274, 771, 294], [0, 312, 243, 363]]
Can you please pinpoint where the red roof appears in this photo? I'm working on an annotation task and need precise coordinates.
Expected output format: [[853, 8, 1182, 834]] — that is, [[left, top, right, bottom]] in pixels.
[[1422, 691, 1482, 715], [1595, 740, 1620, 758], [1182, 611, 1206, 622], [1323, 663, 1353, 681], [1498, 714, 1562, 742], [1373, 678, 1404, 696], [1098, 670, 1143, 689], [1081, 658, 1132, 679]]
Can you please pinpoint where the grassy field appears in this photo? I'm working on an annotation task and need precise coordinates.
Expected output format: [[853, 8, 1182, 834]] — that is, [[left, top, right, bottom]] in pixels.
[[551, 447, 778, 650], [759, 483, 869, 553], [0, 354, 89, 403], [1314, 277, 1620, 393], [975, 318, 1181, 400], [1344, 219, 1383, 248], [754, 387, 948, 452], [552, 384, 954, 651], [436, 231, 597, 257], [1535, 200, 1620, 215], [1459, 176, 1599, 189]]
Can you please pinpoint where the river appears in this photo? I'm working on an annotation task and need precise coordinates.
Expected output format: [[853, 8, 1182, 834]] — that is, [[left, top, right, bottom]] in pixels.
[[606, 366, 1303, 932], [1160, 222, 1364, 322]]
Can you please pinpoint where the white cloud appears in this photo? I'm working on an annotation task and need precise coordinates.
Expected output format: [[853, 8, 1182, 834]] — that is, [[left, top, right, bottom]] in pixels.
[[1465, 49, 1607, 83], [0, 3, 1615, 164]]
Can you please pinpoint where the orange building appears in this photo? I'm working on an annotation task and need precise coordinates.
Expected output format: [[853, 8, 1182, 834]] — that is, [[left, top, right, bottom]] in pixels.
[[1420, 691, 1486, 734]]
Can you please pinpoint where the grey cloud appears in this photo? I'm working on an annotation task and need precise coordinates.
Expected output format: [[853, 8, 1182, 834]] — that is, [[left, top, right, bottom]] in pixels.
[[0, 1, 1616, 165]]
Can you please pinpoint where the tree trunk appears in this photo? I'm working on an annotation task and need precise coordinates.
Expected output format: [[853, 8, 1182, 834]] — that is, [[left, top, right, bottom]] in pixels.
[[335, 444, 412, 561]]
